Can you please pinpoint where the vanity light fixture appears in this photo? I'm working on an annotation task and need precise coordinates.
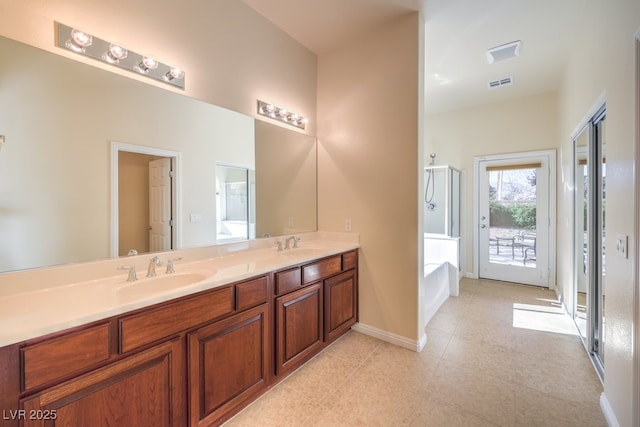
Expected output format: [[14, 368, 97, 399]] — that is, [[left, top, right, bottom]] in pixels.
[[56, 22, 185, 89], [257, 100, 307, 130]]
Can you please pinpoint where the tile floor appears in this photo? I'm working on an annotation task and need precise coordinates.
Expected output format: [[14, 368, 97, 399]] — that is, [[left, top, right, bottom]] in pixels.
[[225, 278, 606, 426]]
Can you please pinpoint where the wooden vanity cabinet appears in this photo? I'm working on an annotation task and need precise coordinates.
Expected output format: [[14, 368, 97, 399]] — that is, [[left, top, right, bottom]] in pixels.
[[0, 250, 357, 427], [324, 268, 358, 343], [275, 282, 323, 376], [21, 338, 185, 427], [188, 303, 269, 427], [274, 250, 358, 376]]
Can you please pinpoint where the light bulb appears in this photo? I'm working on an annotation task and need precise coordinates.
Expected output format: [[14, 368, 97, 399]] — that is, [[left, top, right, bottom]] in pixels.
[[104, 44, 128, 64], [66, 29, 93, 52], [137, 57, 159, 74], [164, 67, 185, 81]]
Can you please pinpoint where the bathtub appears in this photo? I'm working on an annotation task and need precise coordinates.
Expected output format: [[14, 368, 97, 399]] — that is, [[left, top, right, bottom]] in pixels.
[[423, 262, 459, 325], [423, 234, 460, 327]]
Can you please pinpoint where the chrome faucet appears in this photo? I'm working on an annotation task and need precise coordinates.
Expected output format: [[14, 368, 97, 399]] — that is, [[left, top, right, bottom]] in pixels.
[[166, 257, 182, 274], [284, 236, 300, 250], [147, 256, 163, 277], [118, 266, 137, 282]]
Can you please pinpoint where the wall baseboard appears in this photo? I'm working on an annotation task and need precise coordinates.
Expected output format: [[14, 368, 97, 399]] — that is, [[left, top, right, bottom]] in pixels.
[[351, 322, 425, 352], [600, 393, 620, 427]]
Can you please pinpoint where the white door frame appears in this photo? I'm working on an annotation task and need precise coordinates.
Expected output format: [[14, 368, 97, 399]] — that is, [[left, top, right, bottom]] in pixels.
[[110, 141, 182, 257], [473, 150, 557, 288]]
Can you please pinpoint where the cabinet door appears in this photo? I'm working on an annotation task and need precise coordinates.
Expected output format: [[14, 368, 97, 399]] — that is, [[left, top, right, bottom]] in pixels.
[[21, 338, 185, 427], [188, 304, 269, 427], [275, 283, 323, 376], [324, 270, 358, 343]]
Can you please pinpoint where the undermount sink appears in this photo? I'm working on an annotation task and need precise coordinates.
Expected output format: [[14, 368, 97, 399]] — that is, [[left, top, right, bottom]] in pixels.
[[116, 273, 209, 299]]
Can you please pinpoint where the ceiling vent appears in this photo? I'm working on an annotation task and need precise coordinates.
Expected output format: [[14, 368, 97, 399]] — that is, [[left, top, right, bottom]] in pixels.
[[486, 40, 521, 64], [488, 77, 513, 89]]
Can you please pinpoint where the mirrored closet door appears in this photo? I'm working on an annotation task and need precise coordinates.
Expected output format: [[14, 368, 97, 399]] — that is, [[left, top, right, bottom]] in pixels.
[[573, 105, 606, 378]]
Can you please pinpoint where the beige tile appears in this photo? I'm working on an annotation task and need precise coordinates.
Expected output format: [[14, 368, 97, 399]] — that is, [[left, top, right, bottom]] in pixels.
[[514, 384, 607, 426], [441, 334, 516, 383], [512, 350, 603, 401], [224, 382, 321, 427], [282, 351, 362, 403], [425, 308, 461, 335], [303, 405, 367, 427], [323, 362, 421, 425], [324, 330, 383, 363], [364, 341, 438, 391], [226, 278, 606, 427], [407, 393, 500, 427], [429, 360, 517, 426], [422, 327, 453, 361]]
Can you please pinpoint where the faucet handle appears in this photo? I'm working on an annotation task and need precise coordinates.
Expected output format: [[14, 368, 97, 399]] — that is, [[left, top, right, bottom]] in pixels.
[[292, 236, 301, 249], [275, 241, 284, 252], [166, 257, 182, 274], [118, 265, 137, 282], [147, 256, 163, 277]]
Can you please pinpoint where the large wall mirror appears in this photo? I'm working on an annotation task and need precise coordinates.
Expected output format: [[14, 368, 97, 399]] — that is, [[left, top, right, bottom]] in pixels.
[[0, 35, 317, 273]]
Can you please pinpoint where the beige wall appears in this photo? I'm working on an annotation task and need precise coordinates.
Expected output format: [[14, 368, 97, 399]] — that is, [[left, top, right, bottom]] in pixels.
[[556, 1, 640, 424], [118, 152, 160, 256], [254, 121, 317, 237], [425, 91, 560, 277], [317, 13, 421, 342]]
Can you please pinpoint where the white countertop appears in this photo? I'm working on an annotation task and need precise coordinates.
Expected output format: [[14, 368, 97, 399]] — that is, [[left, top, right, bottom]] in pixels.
[[0, 232, 359, 347]]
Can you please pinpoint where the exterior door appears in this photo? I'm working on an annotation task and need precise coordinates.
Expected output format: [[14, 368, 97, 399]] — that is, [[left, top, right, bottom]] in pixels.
[[149, 157, 172, 252], [476, 151, 555, 287]]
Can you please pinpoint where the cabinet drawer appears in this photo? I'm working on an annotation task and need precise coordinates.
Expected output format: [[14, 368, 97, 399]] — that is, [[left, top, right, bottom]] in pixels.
[[119, 286, 234, 353], [342, 250, 358, 271], [236, 276, 268, 311], [275, 268, 301, 295], [302, 255, 342, 284], [21, 322, 111, 392]]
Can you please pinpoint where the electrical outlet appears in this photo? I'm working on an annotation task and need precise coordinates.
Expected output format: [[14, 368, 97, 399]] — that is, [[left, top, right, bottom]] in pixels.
[[615, 234, 628, 259], [288, 217, 295, 227], [190, 213, 202, 223], [344, 219, 352, 232]]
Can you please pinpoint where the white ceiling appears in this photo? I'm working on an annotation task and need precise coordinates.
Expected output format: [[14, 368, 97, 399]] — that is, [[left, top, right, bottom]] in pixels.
[[242, 0, 588, 114]]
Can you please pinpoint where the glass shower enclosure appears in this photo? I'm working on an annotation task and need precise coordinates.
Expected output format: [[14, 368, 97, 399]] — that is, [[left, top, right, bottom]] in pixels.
[[424, 166, 461, 237]]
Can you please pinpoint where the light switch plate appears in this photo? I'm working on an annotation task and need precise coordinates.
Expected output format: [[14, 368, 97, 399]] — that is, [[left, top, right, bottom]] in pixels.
[[615, 234, 628, 259]]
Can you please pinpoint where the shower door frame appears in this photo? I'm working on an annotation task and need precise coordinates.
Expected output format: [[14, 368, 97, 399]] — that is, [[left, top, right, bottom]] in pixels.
[[473, 150, 557, 287]]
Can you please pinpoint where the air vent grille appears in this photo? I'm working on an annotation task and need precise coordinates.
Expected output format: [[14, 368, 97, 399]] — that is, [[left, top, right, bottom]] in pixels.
[[488, 77, 513, 89]]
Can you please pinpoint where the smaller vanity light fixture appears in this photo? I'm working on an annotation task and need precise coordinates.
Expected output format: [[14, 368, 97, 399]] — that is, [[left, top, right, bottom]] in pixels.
[[0, 135, 4, 152], [56, 22, 185, 89], [257, 100, 307, 130]]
